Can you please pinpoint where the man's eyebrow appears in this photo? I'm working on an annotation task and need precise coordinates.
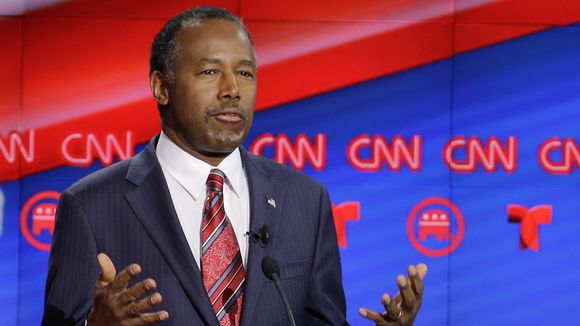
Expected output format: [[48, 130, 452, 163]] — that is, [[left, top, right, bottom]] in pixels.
[[198, 57, 221, 65], [197, 57, 256, 68], [239, 59, 256, 68]]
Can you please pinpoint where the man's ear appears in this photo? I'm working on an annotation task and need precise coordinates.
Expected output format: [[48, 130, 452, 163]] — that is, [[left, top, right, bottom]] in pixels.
[[150, 71, 169, 106]]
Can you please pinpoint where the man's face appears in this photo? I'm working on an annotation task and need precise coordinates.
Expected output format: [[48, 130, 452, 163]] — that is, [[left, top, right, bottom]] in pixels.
[[158, 19, 257, 163]]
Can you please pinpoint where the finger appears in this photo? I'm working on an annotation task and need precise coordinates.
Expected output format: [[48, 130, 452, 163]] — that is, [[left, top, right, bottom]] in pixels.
[[416, 263, 428, 279], [111, 263, 142, 290], [394, 293, 402, 304], [131, 311, 169, 325], [358, 308, 386, 323], [388, 293, 400, 317], [120, 279, 157, 305], [408, 265, 424, 297], [397, 274, 416, 310], [381, 293, 400, 320], [97, 253, 116, 285], [381, 293, 391, 311], [125, 292, 163, 316]]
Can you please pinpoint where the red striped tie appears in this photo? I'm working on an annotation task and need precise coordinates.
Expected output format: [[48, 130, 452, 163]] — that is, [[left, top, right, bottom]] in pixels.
[[201, 169, 245, 325]]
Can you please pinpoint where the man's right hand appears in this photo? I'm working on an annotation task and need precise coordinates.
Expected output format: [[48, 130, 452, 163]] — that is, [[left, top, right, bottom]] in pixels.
[[88, 253, 169, 325]]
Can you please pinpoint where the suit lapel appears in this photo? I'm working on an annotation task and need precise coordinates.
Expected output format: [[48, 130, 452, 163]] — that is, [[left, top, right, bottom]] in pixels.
[[124, 138, 218, 326], [240, 148, 285, 325]]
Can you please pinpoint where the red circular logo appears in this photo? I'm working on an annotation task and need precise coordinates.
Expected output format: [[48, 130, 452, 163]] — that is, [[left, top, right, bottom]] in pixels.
[[20, 191, 61, 252], [406, 197, 465, 257]]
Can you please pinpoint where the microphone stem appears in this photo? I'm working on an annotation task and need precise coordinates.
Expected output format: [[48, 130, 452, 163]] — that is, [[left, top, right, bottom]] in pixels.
[[271, 273, 296, 326]]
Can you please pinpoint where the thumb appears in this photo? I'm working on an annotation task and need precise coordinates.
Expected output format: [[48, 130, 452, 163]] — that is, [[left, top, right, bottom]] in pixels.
[[97, 253, 116, 285]]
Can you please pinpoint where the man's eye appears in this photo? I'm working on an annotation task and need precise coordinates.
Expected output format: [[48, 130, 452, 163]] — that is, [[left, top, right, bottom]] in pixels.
[[238, 71, 254, 78], [201, 69, 218, 75]]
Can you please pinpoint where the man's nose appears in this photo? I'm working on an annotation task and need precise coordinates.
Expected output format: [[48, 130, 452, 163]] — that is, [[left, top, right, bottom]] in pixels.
[[218, 72, 240, 100]]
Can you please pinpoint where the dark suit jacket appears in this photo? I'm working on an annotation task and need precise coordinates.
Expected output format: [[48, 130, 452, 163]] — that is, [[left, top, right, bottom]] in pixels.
[[43, 136, 347, 325]]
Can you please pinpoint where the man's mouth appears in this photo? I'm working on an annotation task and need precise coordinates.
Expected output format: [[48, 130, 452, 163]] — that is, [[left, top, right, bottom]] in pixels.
[[210, 108, 245, 123]]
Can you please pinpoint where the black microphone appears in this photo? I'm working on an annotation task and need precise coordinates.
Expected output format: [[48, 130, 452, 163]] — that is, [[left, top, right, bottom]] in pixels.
[[246, 224, 269, 247], [261, 256, 296, 326]]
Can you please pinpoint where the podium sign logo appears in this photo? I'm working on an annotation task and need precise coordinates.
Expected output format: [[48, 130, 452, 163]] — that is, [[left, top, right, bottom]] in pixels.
[[20, 191, 61, 251], [508, 204, 553, 251], [407, 197, 465, 257]]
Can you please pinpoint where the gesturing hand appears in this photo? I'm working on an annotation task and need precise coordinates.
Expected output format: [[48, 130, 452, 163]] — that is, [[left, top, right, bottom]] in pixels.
[[87, 253, 169, 325], [358, 263, 428, 326]]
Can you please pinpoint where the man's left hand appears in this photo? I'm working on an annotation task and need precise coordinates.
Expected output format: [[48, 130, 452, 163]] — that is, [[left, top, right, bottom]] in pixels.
[[358, 263, 428, 325]]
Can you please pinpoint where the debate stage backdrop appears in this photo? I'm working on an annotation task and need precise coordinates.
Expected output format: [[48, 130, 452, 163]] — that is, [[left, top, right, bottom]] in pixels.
[[1, 0, 580, 325]]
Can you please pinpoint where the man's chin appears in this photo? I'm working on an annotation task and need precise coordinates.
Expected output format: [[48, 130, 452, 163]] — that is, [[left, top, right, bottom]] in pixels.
[[207, 129, 246, 148]]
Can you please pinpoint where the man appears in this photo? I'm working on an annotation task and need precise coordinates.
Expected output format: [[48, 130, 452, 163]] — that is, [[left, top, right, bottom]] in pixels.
[[43, 6, 427, 326]]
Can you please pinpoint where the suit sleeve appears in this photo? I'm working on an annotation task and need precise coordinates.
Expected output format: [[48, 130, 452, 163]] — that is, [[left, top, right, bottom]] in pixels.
[[304, 187, 349, 325], [42, 190, 100, 326]]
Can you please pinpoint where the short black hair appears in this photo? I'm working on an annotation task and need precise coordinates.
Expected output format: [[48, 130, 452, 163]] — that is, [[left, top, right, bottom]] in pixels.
[[149, 6, 253, 84]]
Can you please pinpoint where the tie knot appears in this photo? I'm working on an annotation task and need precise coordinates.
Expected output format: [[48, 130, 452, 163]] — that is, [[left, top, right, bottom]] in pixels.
[[206, 168, 225, 192]]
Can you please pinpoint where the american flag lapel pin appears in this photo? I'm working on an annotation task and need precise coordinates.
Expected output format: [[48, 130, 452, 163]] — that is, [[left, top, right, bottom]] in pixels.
[[267, 197, 276, 208]]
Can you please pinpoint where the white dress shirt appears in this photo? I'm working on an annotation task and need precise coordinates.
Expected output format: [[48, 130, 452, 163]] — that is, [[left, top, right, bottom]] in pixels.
[[156, 132, 250, 268]]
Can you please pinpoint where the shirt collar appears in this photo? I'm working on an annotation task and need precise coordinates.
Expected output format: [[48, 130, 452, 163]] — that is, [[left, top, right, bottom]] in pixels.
[[156, 132, 244, 201]]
